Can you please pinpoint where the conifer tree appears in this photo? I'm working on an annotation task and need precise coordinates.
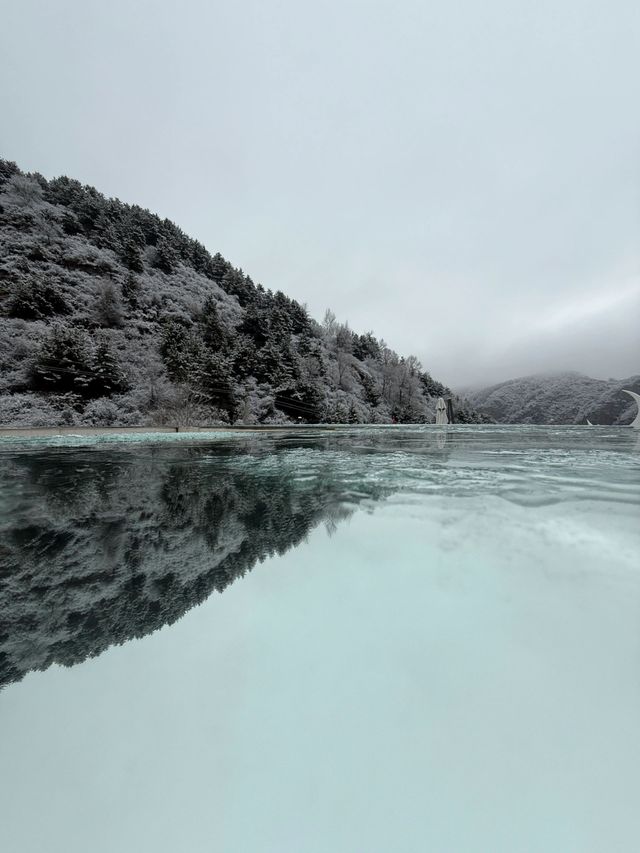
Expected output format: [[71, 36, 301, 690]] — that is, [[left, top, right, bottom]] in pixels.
[[154, 236, 179, 273], [239, 306, 269, 347], [210, 252, 229, 282], [30, 327, 94, 396], [121, 273, 140, 309], [200, 296, 229, 352], [95, 283, 123, 327], [160, 322, 202, 383], [121, 237, 144, 273], [91, 338, 129, 396], [8, 279, 69, 320], [195, 353, 236, 418]]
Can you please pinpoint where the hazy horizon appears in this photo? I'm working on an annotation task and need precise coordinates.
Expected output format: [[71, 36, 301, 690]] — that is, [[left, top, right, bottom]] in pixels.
[[1, 0, 638, 388]]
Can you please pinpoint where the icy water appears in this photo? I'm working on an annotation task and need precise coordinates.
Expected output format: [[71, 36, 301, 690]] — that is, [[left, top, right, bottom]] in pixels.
[[0, 425, 639, 853]]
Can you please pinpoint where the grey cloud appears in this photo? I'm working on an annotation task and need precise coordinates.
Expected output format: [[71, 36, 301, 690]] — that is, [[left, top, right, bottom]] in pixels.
[[1, 0, 638, 388]]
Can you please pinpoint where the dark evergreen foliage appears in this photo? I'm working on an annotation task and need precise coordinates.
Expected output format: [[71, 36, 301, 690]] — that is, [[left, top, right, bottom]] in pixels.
[[8, 279, 70, 320], [30, 326, 95, 396], [153, 235, 179, 274], [160, 321, 202, 383], [94, 282, 124, 328], [0, 159, 19, 189], [353, 332, 381, 362], [194, 353, 236, 417], [28, 327, 128, 399], [199, 295, 229, 351], [120, 236, 144, 273], [121, 273, 140, 309]]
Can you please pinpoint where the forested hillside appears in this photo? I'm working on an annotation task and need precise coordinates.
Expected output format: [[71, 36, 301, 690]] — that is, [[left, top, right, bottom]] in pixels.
[[466, 371, 640, 425], [0, 159, 485, 427]]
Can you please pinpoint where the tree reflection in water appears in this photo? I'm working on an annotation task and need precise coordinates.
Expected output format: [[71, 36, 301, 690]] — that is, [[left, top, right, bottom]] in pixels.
[[0, 437, 400, 689]]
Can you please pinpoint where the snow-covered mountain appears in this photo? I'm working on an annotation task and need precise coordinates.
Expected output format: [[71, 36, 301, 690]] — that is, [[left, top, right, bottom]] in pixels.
[[465, 371, 640, 425], [0, 159, 487, 427]]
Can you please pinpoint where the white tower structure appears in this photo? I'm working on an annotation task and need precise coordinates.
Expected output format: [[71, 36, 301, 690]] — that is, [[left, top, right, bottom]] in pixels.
[[622, 390, 640, 429], [435, 397, 448, 425]]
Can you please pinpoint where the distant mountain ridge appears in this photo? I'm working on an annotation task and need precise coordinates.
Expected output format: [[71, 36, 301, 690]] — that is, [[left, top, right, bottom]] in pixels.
[[0, 159, 487, 427], [465, 371, 640, 425]]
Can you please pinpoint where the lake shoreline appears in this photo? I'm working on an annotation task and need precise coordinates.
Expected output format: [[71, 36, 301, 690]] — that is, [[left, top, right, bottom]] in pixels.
[[0, 424, 336, 438], [0, 422, 622, 439]]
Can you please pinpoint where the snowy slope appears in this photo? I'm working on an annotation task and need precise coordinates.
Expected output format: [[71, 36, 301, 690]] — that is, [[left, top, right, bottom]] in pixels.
[[465, 371, 640, 425]]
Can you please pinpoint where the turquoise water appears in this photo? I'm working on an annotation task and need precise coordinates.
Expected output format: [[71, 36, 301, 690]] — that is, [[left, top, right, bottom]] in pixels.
[[0, 425, 639, 852]]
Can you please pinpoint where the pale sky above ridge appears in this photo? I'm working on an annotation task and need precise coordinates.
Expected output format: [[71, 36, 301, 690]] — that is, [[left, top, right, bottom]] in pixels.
[[1, 0, 639, 387]]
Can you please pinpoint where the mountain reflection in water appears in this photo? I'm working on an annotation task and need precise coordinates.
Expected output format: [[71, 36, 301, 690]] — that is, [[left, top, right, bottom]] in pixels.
[[1, 423, 638, 690], [0, 435, 402, 689]]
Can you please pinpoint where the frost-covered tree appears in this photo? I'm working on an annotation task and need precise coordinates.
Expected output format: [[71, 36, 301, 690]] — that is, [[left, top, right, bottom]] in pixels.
[[121, 237, 144, 273], [200, 295, 229, 352], [91, 338, 129, 396], [121, 273, 140, 309], [30, 327, 94, 397], [160, 321, 202, 383], [94, 282, 123, 328], [154, 236, 179, 274], [8, 279, 70, 321], [194, 353, 236, 418]]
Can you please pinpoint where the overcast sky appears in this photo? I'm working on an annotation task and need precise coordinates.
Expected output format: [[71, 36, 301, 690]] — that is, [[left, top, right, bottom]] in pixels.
[[1, 0, 639, 387]]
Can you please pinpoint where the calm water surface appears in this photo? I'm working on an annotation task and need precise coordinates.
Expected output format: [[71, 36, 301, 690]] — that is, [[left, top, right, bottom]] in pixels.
[[1, 425, 639, 852]]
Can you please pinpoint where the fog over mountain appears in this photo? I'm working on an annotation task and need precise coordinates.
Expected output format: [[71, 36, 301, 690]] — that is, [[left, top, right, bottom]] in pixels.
[[466, 371, 640, 425], [1, 0, 638, 388]]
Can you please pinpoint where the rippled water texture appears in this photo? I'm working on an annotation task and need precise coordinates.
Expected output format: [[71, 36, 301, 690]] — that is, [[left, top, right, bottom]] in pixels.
[[1, 425, 639, 852]]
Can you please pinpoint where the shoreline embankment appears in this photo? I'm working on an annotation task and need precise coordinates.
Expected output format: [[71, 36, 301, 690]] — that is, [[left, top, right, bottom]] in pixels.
[[0, 424, 340, 438]]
